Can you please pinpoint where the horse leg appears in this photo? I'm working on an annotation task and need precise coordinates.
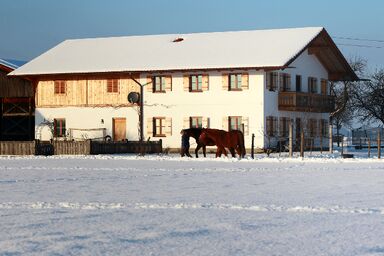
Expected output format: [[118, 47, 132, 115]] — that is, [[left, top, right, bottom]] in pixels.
[[229, 147, 236, 157], [195, 144, 201, 158], [186, 146, 192, 157], [203, 146, 207, 157]]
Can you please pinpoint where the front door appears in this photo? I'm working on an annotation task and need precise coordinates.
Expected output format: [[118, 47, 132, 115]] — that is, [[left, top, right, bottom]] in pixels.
[[112, 118, 126, 141]]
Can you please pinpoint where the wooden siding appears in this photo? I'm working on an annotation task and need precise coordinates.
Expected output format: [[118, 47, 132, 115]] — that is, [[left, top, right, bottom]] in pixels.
[[0, 70, 33, 97], [36, 78, 140, 107]]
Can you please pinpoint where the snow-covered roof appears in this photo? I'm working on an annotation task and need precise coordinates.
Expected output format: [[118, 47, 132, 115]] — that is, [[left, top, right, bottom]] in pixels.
[[0, 58, 27, 71], [9, 27, 327, 76]]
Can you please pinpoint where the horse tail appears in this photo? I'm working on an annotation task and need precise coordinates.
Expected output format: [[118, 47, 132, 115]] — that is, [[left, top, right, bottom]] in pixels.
[[239, 131, 246, 158]]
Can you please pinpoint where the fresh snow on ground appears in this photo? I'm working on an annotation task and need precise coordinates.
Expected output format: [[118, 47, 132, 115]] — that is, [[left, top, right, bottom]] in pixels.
[[1, 149, 384, 255]]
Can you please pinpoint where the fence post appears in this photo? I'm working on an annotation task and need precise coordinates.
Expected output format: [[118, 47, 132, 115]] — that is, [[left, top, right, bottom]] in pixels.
[[289, 121, 293, 158], [368, 137, 371, 158], [329, 123, 333, 153], [341, 137, 344, 156], [251, 133, 255, 159], [300, 130, 304, 158], [378, 130, 381, 159]]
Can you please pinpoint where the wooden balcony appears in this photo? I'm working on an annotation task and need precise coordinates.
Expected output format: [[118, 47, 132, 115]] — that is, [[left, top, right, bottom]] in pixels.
[[278, 92, 335, 113]]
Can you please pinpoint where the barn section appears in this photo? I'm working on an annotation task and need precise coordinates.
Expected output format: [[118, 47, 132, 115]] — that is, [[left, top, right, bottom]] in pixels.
[[0, 59, 34, 140]]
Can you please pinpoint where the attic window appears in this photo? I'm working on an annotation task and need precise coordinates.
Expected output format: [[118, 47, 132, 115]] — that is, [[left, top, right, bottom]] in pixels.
[[172, 37, 184, 43]]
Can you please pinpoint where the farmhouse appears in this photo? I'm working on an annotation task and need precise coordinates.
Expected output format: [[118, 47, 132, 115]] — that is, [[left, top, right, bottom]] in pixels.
[[9, 27, 358, 151], [0, 59, 34, 141]]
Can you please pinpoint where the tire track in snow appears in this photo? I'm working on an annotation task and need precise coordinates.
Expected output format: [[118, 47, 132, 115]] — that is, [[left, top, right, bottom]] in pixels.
[[0, 202, 383, 215]]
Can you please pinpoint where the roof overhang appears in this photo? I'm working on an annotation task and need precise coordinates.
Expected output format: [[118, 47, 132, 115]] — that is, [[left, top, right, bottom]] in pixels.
[[287, 28, 359, 81]]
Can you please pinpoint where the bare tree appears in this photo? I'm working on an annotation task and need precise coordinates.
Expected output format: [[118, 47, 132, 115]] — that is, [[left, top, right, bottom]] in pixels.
[[329, 57, 366, 144], [353, 68, 384, 126]]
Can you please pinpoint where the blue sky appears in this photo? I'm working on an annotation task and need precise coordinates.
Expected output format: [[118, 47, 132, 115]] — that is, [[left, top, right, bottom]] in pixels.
[[1, 0, 384, 71]]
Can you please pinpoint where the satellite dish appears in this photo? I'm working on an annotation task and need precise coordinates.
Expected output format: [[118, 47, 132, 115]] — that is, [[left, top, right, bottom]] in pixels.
[[128, 92, 140, 104]]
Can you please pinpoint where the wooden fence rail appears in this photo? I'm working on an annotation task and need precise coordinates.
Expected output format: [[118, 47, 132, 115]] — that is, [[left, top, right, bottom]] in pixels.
[[0, 140, 162, 155], [0, 141, 35, 155]]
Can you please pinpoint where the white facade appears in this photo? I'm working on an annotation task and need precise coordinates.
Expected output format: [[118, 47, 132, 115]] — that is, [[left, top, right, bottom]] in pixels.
[[35, 49, 331, 150]]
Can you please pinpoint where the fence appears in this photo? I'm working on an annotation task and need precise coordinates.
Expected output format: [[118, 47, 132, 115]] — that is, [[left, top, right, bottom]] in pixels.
[[0, 140, 162, 155], [91, 140, 162, 155], [0, 141, 35, 155], [352, 128, 384, 147]]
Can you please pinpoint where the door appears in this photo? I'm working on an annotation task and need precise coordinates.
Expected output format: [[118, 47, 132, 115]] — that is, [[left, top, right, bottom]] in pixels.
[[112, 118, 126, 141]]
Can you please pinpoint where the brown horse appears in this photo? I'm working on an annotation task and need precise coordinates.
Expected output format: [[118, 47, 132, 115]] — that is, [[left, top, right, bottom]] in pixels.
[[181, 128, 217, 158], [199, 128, 246, 158]]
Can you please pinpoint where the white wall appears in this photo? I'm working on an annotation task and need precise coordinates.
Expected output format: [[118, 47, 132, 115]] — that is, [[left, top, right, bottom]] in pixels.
[[35, 107, 139, 141], [263, 49, 330, 148], [34, 49, 332, 151], [142, 70, 265, 149]]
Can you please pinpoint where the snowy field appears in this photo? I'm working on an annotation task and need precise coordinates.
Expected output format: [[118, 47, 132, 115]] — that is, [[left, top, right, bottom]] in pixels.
[[2, 150, 384, 255]]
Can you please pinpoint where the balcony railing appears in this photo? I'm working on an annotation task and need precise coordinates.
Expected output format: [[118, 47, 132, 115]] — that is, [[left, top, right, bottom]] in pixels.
[[278, 91, 335, 113]]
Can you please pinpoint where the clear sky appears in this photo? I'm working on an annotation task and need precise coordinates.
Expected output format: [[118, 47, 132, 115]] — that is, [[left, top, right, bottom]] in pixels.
[[1, 0, 384, 71]]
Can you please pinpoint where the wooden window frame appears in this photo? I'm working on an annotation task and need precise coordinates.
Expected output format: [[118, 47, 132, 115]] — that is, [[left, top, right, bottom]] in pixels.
[[296, 75, 302, 92], [229, 116, 243, 133], [280, 73, 291, 92], [266, 116, 278, 137], [190, 116, 203, 128], [321, 79, 328, 95], [228, 74, 242, 91], [153, 76, 166, 93], [54, 80, 66, 94], [279, 117, 289, 137], [266, 72, 278, 91], [54, 118, 66, 137], [107, 79, 119, 93], [190, 75, 203, 92], [308, 77, 318, 93], [153, 117, 166, 137]]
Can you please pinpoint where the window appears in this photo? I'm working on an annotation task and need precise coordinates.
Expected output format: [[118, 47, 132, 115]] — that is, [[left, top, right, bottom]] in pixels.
[[320, 119, 329, 137], [153, 117, 166, 137], [266, 116, 277, 137], [229, 74, 242, 91], [321, 79, 328, 95], [107, 79, 119, 93], [266, 72, 278, 91], [153, 76, 166, 93], [279, 117, 290, 137], [190, 75, 203, 92], [308, 77, 318, 93], [309, 119, 318, 137], [54, 81, 66, 94], [54, 118, 66, 137], [279, 73, 291, 91], [229, 116, 243, 132], [190, 116, 203, 128], [295, 118, 302, 139], [296, 75, 302, 92]]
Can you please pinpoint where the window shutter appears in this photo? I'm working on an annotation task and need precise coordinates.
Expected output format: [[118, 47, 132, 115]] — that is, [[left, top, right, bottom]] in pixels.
[[273, 116, 278, 137], [279, 74, 284, 91], [273, 73, 278, 91], [183, 75, 190, 91], [222, 116, 229, 130], [266, 72, 271, 90], [165, 76, 172, 92], [202, 117, 210, 128], [287, 74, 291, 91], [241, 73, 249, 90], [165, 117, 172, 136], [146, 76, 153, 92], [279, 117, 284, 137], [146, 118, 153, 137], [242, 116, 249, 136], [202, 74, 209, 91], [222, 73, 229, 90], [324, 120, 329, 136], [183, 117, 190, 128]]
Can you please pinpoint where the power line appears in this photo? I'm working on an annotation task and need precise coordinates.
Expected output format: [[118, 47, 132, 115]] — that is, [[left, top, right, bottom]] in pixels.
[[336, 43, 384, 49], [332, 36, 384, 43]]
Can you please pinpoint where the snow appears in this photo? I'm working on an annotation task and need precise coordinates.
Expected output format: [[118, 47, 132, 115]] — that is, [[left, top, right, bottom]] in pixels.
[[1, 151, 384, 255], [9, 27, 323, 76]]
